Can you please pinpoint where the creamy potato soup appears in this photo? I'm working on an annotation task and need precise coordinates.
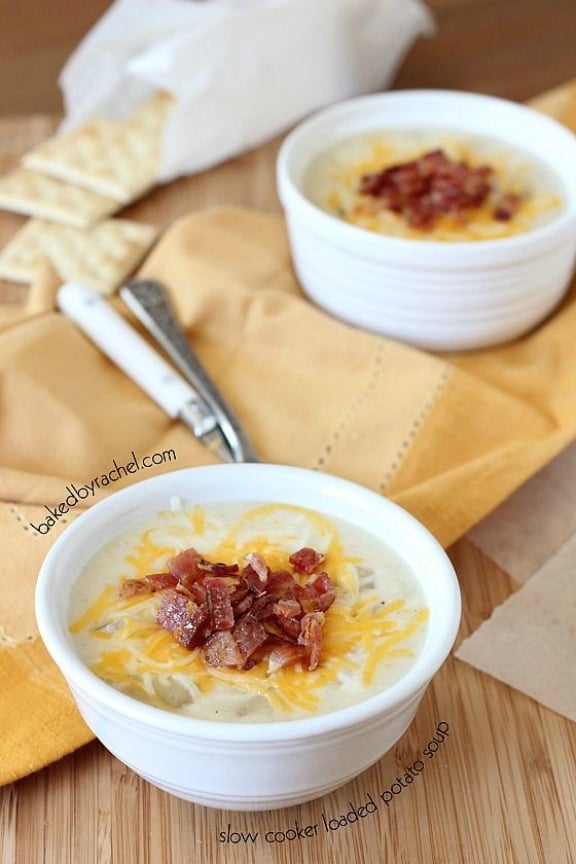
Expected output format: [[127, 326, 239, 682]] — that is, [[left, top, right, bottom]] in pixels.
[[69, 502, 428, 722], [303, 129, 564, 241]]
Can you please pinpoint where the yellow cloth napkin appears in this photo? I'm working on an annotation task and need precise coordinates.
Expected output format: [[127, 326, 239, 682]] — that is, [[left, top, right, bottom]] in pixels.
[[2, 82, 576, 785]]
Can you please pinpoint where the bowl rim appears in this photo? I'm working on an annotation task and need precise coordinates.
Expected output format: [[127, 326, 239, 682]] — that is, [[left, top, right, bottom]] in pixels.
[[277, 88, 576, 264], [35, 464, 461, 744]]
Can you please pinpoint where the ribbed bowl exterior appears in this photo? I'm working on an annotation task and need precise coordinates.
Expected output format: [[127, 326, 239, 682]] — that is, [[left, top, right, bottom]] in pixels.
[[70, 680, 427, 810], [285, 214, 576, 350]]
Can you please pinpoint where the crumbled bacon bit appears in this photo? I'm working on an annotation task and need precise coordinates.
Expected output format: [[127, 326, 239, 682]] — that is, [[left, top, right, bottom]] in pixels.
[[156, 590, 210, 650], [232, 614, 268, 660], [493, 193, 521, 221], [296, 572, 337, 613], [289, 547, 326, 574], [120, 572, 178, 598], [267, 643, 307, 673], [242, 565, 268, 596], [205, 576, 235, 631], [204, 630, 245, 668], [125, 545, 337, 671], [244, 552, 268, 582], [298, 612, 325, 672], [358, 148, 519, 230], [168, 548, 239, 589], [168, 548, 205, 582], [273, 598, 302, 619], [265, 569, 298, 597]]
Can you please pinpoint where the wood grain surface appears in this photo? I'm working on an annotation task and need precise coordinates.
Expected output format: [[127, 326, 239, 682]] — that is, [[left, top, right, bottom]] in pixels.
[[1, 2, 576, 862], [2, 538, 575, 864]]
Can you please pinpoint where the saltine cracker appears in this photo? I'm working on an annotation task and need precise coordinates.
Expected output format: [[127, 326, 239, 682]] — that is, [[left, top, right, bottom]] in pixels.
[[0, 218, 158, 294], [0, 168, 118, 229], [22, 93, 174, 205]]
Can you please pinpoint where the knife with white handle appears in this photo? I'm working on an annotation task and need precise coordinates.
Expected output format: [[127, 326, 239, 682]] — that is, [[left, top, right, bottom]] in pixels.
[[57, 282, 235, 461]]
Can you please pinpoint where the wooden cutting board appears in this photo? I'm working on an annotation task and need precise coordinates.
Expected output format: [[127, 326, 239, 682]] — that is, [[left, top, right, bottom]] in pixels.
[[0, 116, 575, 864]]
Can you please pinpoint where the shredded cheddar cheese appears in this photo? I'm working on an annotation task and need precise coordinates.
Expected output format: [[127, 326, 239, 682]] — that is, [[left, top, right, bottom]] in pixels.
[[70, 503, 428, 721], [69, 584, 116, 634], [306, 129, 564, 242]]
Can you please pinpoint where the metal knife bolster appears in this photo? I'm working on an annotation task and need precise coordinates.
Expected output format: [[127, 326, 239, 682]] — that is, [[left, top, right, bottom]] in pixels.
[[178, 399, 236, 462], [178, 397, 219, 438]]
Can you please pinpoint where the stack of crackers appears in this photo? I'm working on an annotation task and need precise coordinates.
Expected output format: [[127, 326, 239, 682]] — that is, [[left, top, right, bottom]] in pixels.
[[0, 93, 175, 295]]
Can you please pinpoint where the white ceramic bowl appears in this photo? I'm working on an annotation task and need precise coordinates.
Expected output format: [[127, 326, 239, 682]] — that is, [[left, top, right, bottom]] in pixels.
[[277, 90, 576, 351], [35, 464, 460, 811]]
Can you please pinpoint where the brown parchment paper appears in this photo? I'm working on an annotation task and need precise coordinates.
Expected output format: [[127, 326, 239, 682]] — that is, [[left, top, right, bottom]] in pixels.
[[456, 534, 576, 722], [469, 439, 576, 584]]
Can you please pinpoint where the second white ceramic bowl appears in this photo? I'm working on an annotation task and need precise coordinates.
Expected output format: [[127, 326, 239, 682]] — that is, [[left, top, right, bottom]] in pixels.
[[277, 90, 576, 351]]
